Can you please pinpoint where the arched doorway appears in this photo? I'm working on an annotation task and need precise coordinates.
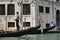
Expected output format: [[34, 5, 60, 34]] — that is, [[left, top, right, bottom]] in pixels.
[[56, 10, 60, 27]]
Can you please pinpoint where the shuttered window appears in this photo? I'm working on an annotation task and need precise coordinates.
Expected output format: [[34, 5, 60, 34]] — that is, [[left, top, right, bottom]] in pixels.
[[0, 4, 5, 15], [7, 4, 15, 15], [39, 6, 44, 13], [23, 22, 30, 27], [8, 22, 15, 27], [23, 4, 30, 15], [45, 7, 50, 13]]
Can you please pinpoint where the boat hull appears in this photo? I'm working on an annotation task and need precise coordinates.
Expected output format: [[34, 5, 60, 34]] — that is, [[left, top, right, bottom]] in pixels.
[[0, 25, 55, 37], [0, 25, 40, 37]]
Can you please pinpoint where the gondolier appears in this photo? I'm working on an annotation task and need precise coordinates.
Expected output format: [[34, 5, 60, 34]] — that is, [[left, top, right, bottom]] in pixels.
[[15, 12, 20, 31]]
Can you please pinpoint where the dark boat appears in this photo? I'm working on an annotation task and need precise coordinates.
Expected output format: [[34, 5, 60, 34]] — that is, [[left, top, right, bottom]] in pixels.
[[0, 25, 40, 37], [28, 25, 55, 34], [0, 25, 55, 37]]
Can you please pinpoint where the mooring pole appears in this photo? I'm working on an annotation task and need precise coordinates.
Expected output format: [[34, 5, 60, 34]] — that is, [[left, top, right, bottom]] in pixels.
[[40, 16, 43, 33]]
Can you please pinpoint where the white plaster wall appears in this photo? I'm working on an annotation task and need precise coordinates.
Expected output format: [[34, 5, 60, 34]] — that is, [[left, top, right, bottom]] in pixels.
[[31, 3, 36, 27], [35, 3, 40, 26], [0, 0, 19, 2], [0, 16, 6, 31], [0, 2, 18, 31], [37, 0, 60, 2], [0, 0, 60, 31], [36, 0, 60, 28], [36, 0, 54, 28]]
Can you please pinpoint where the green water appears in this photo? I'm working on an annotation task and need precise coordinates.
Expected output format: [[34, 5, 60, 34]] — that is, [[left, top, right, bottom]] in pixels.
[[0, 33, 60, 40]]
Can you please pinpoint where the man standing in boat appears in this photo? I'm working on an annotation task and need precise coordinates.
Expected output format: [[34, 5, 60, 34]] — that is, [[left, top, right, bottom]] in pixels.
[[15, 12, 20, 31]]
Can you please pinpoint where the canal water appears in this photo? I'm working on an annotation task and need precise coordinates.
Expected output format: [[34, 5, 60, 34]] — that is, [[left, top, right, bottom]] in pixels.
[[0, 33, 60, 40]]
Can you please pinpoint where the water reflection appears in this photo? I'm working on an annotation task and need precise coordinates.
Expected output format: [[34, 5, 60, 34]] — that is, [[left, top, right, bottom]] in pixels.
[[0, 33, 60, 40]]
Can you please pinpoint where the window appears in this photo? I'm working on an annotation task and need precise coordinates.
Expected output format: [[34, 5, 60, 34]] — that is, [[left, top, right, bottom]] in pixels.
[[23, 22, 30, 27], [8, 22, 15, 27], [39, 6, 44, 13], [0, 4, 5, 15], [23, 4, 30, 15], [7, 4, 15, 15], [56, 0, 59, 2], [45, 7, 50, 13]]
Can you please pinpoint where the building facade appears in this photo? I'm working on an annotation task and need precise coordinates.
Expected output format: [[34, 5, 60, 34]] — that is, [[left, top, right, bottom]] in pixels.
[[0, 0, 60, 31]]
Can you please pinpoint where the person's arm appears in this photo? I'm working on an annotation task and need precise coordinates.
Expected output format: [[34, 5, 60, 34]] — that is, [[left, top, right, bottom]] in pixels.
[[14, 15, 18, 21]]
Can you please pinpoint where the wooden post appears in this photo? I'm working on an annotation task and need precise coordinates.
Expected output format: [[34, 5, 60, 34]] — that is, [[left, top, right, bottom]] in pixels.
[[40, 16, 43, 33]]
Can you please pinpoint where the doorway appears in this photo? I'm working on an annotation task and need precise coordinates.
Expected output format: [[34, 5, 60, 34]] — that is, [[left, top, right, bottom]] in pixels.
[[56, 10, 60, 28]]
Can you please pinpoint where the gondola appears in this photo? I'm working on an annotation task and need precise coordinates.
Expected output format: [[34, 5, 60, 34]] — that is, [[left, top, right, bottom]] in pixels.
[[0, 25, 55, 37], [28, 25, 55, 34], [0, 25, 40, 37]]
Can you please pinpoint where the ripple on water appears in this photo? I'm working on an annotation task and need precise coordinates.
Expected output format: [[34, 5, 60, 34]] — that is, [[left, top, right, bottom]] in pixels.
[[0, 33, 60, 40]]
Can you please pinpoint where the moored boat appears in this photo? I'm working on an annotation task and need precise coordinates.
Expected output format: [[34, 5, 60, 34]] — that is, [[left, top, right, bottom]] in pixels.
[[0, 25, 40, 37], [0, 25, 56, 37], [28, 25, 55, 34]]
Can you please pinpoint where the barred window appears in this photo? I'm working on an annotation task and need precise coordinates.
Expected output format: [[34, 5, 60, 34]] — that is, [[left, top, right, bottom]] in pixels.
[[45, 7, 50, 13], [8, 22, 15, 27], [7, 4, 15, 15], [39, 6, 44, 13], [0, 4, 5, 15], [56, 0, 59, 2], [23, 22, 30, 27], [23, 4, 30, 15]]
